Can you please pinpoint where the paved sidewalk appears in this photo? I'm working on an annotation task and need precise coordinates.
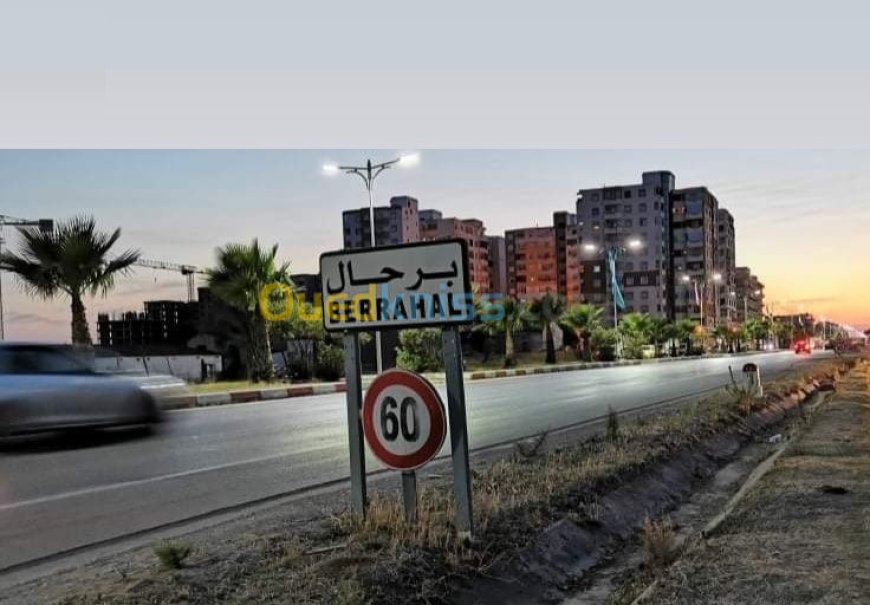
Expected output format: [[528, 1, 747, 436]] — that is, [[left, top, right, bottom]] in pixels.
[[164, 349, 776, 410], [639, 361, 870, 604]]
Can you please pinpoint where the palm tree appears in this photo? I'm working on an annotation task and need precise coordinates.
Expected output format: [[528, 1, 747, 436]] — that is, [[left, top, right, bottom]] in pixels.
[[529, 292, 565, 364], [743, 318, 768, 350], [712, 324, 732, 353], [560, 303, 603, 361], [207, 239, 293, 381], [648, 317, 675, 357], [619, 312, 654, 359], [0, 216, 139, 345], [675, 319, 697, 356], [491, 297, 532, 368]]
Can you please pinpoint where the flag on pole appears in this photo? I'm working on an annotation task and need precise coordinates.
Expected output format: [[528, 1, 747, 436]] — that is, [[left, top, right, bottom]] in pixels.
[[606, 248, 625, 310], [694, 280, 701, 306]]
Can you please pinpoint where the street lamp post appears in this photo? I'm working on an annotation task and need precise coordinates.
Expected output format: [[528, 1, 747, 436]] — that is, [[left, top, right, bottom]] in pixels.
[[582, 237, 642, 359], [323, 153, 420, 374], [681, 274, 705, 328]]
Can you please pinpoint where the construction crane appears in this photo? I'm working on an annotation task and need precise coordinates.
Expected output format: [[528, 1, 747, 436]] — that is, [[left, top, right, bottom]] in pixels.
[[0, 215, 54, 340], [133, 258, 208, 303]]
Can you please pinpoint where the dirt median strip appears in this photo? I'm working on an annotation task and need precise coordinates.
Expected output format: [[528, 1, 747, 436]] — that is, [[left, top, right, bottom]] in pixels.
[[635, 360, 870, 605]]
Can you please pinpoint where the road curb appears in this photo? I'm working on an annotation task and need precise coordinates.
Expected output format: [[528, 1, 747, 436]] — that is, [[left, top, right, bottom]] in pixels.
[[163, 350, 783, 410]]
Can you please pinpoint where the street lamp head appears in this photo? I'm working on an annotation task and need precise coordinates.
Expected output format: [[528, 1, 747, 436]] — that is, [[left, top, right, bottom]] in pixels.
[[322, 164, 340, 175], [582, 243, 598, 253], [398, 153, 420, 168], [681, 274, 691, 283], [712, 272, 722, 282], [626, 238, 642, 250]]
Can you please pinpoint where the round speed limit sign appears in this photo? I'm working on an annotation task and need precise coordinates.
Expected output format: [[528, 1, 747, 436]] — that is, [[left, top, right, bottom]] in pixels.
[[362, 369, 447, 470]]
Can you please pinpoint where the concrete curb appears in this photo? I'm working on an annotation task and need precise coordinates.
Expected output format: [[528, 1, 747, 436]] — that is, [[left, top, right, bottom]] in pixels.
[[164, 350, 781, 411], [466, 350, 777, 381]]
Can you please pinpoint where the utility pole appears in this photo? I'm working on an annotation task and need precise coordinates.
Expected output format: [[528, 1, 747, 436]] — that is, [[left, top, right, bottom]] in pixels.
[[0, 216, 54, 340]]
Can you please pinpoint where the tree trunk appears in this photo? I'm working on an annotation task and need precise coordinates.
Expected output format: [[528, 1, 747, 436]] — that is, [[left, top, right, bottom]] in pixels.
[[247, 311, 274, 382], [70, 294, 92, 346], [544, 323, 556, 364], [582, 332, 593, 362], [504, 327, 515, 368]]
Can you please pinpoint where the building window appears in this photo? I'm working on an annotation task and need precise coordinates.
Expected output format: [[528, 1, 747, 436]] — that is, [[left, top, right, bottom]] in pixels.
[[591, 207, 600, 216], [641, 290, 649, 299], [639, 218, 647, 227], [623, 219, 633, 228], [591, 193, 600, 201], [593, 265, 601, 273], [639, 203, 648, 212], [624, 190, 632, 199], [641, 305, 649, 312], [624, 262, 634, 271], [624, 204, 632, 213], [639, 188, 647, 197], [640, 261, 649, 271]]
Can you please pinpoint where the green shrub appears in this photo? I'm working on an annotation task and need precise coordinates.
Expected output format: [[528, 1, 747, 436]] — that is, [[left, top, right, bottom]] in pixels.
[[396, 328, 444, 373], [591, 327, 618, 361], [315, 344, 345, 381], [154, 541, 192, 569]]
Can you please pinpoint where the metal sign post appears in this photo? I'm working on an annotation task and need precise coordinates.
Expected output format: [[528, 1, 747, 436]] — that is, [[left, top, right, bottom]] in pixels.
[[320, 240, 473, 533], [342, 332, 367, 516], [442, 325, 474, 537]]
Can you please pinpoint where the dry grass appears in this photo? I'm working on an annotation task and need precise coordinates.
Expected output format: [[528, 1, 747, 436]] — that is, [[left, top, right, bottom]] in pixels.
[[642, 516, 678, 570], [636, 360, 870, 604], [52, 358, 855, 605]]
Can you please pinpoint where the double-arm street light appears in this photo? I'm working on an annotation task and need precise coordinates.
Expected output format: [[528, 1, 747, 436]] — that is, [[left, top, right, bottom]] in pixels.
[[582, 237, 643, 357], [323, 153, 420, 373], [681, 272, 724, 329]]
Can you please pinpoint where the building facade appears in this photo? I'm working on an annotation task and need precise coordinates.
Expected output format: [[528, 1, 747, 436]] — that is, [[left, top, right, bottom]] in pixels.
[[576, 171, 676, 324], [486, 235, 508, 296], [342, 196, 420, 249], [505, 212, 582, 303], [419, 210, 490, 291], [715, 208, 737, 324], [670, 187, 719, 328], [734, 267, 765, 322], [97, 300, 197, 350]]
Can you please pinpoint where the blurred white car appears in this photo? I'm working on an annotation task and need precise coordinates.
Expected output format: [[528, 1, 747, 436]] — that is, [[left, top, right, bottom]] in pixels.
[[0, 343, 162, 437]]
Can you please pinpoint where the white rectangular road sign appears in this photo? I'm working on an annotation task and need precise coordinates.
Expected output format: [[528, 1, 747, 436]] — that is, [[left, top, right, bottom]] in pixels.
[[319, 240, 473, 332]]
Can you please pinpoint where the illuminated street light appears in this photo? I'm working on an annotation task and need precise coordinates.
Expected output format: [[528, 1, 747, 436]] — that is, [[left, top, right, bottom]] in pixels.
[[321, 153, 421, 373], [580, 236, 645, 357]]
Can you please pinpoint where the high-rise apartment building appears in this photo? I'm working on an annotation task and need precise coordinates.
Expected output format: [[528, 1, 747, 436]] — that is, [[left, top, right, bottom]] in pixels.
[[734, 267, 765, 322], [576, 171, 676, 324], [505, 212, 582, 303], [715, 208, 737, 324], [342, 196, 420, 249], [419, 210, 490, 291], [487, 235, 508, 296], [670, 187, 720, 327]]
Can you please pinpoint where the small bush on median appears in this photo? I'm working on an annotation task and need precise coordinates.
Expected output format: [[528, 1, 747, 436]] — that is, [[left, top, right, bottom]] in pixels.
[[396, 328, 444, 373], [315, 344, 345, 381], [154, 540, 192, 570], [642, 516, 678, 570]]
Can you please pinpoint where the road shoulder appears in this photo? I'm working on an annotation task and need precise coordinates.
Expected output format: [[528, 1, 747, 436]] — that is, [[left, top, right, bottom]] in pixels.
[[638, 360, 870, 604]]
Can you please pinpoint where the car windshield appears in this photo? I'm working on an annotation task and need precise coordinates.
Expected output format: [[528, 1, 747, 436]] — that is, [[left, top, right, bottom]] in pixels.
[[0, 346, 95, 375]]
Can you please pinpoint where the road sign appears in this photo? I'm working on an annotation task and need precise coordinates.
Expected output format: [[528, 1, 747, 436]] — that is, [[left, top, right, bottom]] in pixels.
[[319, 239, 472, 332], [362, 369, 447, 470]]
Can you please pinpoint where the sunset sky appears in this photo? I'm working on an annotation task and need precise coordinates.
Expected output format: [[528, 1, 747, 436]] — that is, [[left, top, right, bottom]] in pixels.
[[0, 149, 866, 342]]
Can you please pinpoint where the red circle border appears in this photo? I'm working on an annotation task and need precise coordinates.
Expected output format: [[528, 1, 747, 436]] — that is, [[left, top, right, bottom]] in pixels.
[[362, 369, 447, 470]]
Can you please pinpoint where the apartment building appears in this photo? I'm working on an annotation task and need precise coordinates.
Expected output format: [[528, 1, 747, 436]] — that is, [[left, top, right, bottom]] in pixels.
[[505, 212, 582, 303], [716, 208, 737, 324], [734, 267, 765, 322], [419, 210, 490, 291], [342, 196, 420, 249], [486, 235, 508, 296], [576, 171, 676, 324], [670, 187, 720, 328]]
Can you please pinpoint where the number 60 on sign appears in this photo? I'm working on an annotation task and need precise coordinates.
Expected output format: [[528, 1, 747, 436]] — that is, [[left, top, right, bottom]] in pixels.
[[362, 369, 447, 471]]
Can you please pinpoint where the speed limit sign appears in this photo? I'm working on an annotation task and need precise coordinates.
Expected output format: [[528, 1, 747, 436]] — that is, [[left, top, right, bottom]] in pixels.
[[362, 369, 447, 470]]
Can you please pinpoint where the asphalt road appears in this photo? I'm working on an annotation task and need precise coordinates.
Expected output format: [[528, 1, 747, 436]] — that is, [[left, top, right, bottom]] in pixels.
[[0, 351, 828, 571]]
